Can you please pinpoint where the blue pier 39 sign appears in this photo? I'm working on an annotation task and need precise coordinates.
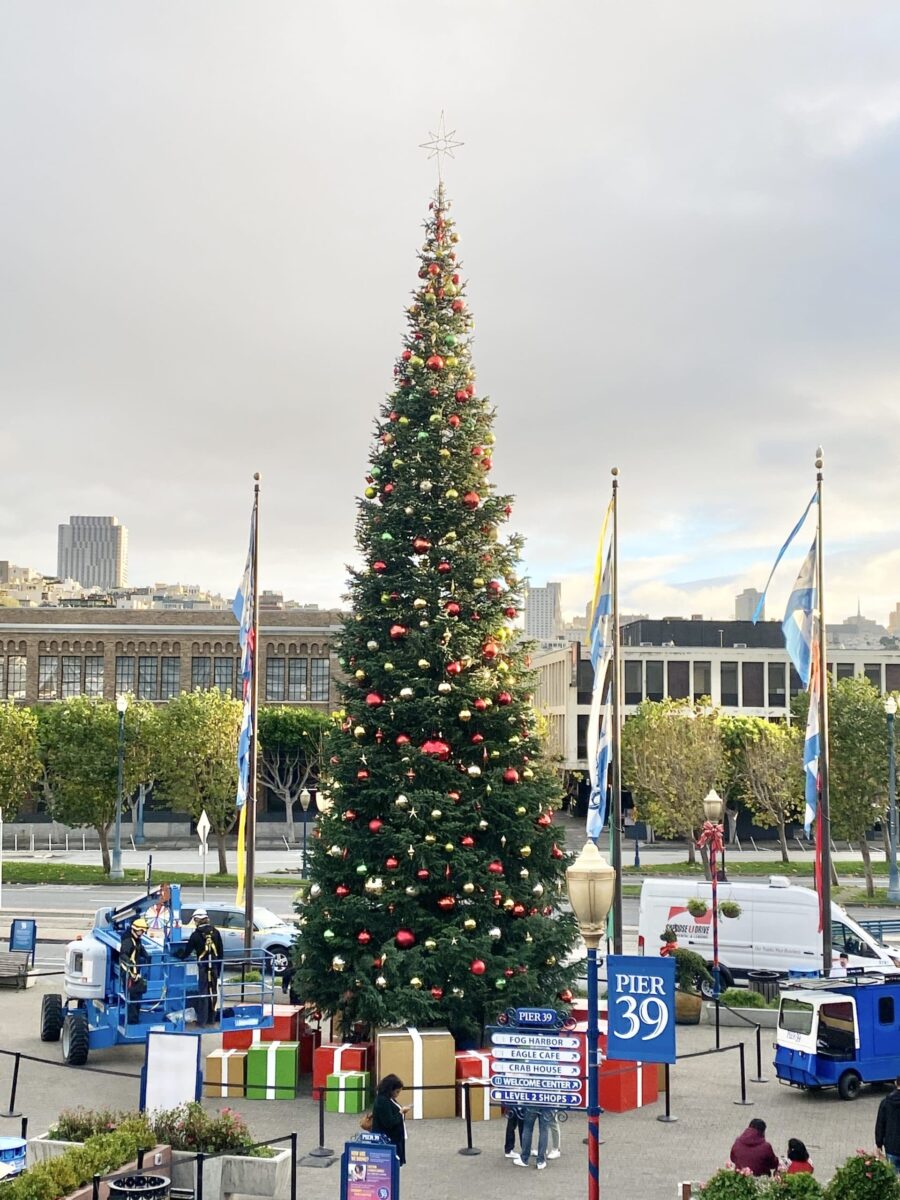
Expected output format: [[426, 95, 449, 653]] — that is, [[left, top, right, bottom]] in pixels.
[[606, 954, 676, 1064]]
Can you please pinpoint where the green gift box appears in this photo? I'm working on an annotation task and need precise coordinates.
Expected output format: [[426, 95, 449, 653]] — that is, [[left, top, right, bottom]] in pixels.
[[325, 1070, 370, 1114], [246, 1040, 298, 1100]]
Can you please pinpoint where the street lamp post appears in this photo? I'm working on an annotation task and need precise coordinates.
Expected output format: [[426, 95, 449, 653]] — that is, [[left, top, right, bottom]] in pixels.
[[111, 695, 128, 880], [700, 788, 725, 1048], [299, 787, 312, 878], [566, 841, 616, 1200], [886, 697, 900, 903]]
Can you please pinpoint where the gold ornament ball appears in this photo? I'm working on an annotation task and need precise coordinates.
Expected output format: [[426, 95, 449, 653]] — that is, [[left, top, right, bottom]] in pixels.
[[459, 709, 472, 722], [366, 640, 379, 651], [546, 955, 557, 966], [376, 975, 388, 988], [400, 687, 414, 698], [424, 938, 437, 951], [384, 662, 394, 672], [354, 725, 366, 738], [478, 819, 488, 830], [424, 834, 436, 844], [405, 885, 419, 897], [467, 765, 481, 777], [395, 794, 409, 807], [520, 845, 532, 858], [354, 670, 365, 680], [413, 598, 427, 609], [438, 682, 452, 694], [519, 868, 529, 879], [463, 918, 476, 931], [439, 448, 451, 459], [410, 977, 423, 989], [431, 808, 443, 820], [515, 805, 526, 816], [418, 659, 430, 669], [444, 842, 454, 853], [532, 883, 544, 897], [332, 955, 346, 971], [462, 882, 475, 895], [503, 898, 515, 910]]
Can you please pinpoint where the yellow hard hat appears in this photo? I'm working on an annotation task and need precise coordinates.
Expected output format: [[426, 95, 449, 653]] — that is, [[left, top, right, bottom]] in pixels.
[[132, 917, 149, 932]]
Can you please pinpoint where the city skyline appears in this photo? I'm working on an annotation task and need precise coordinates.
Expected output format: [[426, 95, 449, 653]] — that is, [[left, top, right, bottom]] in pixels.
[[3, 5, 899, 627]]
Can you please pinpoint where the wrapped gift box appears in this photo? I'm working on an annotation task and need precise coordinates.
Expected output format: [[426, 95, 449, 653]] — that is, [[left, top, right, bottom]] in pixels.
[[299, 1027, 321, 1075], [457, 1077, 501, 1122], [324, 1070, 371, 1114], [222, 1028, 262, 1051], [204, 1048, 247, 1098], [261, 1004, 305, 1043], [246, 1041, 299, 1100], [313, 1042, 372, 1100], [455, 1050, 491, 1081], [377, 1027, 456, 1119], [599, 1059, 658, 1113]]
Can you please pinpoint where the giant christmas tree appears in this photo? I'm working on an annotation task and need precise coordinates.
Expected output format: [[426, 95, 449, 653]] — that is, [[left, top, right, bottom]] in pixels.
[[295, 185, 579, 1042]]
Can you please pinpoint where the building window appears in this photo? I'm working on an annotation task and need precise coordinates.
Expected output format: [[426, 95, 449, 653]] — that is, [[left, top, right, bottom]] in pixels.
[[721, 661, 738, 707], [789, 665, 803, 699], [116, 656, 135, 695], [161, 656, 180, 700], [645, 660, 663, 703], [288, 658, 308, 702], [38, 655, 60, 700], [310, 657, 330, 702], [836, 662, 854, 680], [266, 658, 286, 702], [84, 656, 104, 697], [214, 657, 234, 694], [767, 661, 787, 708], [666, 661, 689, 701], [191, 656, 211, 690], [137, 656, 158, 701], [693, 660, 711, 702], [864, 663, 882, 690], [7, 656, 26, 701], [576, 714, 589, 760], [742, 662, 764, 708], [624, 661, 642, 705], [61, 656, 82, 699], [887, 664, 900, 693]]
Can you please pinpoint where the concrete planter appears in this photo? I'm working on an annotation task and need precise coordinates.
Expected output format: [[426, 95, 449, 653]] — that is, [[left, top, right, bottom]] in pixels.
[[701, 1003, 778, 1029], [30, 1138, 291, 1200], [27, 1139, 172, 1200]]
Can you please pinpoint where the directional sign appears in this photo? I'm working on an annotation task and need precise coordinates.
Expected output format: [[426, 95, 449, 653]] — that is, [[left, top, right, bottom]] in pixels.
[[197, 810, 211, 845], [490, 1008, 586, 1110], [490, 1088, 583, 1107], [514, 1007, 560, 1028], [606, 953, 676, 1065], [492, 1032, 581, 1049]]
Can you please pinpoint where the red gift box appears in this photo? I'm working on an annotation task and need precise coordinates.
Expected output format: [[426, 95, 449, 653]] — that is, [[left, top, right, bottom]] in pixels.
[[261, 1004, 305, 1043], [222, 1029, 261, 1051], [313, 1041, 371, 1098], [455, 1050, 491, 1081], [599, 1059, 658, 1113], [299, 1028, 321, 1076]]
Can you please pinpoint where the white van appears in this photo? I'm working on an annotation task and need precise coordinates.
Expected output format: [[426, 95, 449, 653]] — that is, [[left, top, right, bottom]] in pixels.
[[637, 876, 899, 986]]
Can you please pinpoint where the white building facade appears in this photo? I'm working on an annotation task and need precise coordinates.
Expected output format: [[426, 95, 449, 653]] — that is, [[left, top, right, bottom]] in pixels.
[[57, 516, 128, 589]]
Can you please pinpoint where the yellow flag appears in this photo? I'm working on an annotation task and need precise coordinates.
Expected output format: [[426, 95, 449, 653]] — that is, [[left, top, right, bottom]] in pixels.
[[235, 804, 247, 907]]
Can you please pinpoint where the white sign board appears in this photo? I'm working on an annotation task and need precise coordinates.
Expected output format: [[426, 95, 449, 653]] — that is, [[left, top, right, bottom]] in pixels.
[[197, 810, 211, 845], [141, 1031, 201, 1112]]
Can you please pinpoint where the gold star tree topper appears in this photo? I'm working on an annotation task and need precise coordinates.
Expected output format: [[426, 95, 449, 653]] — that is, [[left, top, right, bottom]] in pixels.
[[420, 112, 463, 182]]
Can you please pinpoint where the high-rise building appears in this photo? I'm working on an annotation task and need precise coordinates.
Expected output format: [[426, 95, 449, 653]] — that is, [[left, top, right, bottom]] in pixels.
[[525, 581, 562, 642], [735, 587, 763, 622], [57, 516, 128, 589]]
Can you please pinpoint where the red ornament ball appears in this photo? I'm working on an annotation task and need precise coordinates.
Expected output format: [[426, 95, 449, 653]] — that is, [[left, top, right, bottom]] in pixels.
[[421, 738, 451, 760], [394, 929, 416, 950], [416, 868, 430, 881], [488, 860, 504, 875], [474, 698, 488, 712], [504, 606, 517, 619], [426, 355, 445, 371], [558, 989, 574, 1004], [366, 692, 384, 708], [470, 959, 486, 976], [482, 640, 500, 660], [445, 601, 461, 617], [446, 660, 462, 676], [427, 263, 440, 276], [448, 414, 460, 428], [452, 300, 465, 313], [461, 835, 475, 848], [437, 896, 456, 912], [401, 349, 412, 361], [357, 769, 370, 781], [386, 856, 399, 871], [357, 930, 372, 945], [455, 389, 469, 403], [488, 580, 502, 595], [389, 624, 408, 640], [437, 560, 452, 574], [462, 491, 480, 510], [373, 561, 387, 573], [496, 691, 512, 706], [551, 843, 564, 860], [368, 819, 383, 834], [513, 903, 526, 917], [471, 733, 484, 745], [430, 986, 444, 1000], [335, 885, 350, 897], [343, 810, 357, 822], [412, 536, 432, 553], [396, 734, 411, 746], [503, 768, 520, 784], [504, 968, 515, 979]]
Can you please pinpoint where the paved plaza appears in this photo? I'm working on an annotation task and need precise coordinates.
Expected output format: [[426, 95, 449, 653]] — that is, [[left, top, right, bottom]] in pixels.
[[0, 978, 889, 1198]]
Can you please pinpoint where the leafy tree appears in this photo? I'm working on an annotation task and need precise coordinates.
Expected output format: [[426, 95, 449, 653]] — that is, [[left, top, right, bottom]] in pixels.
[[0, 703, 40, 819], [793, 676, 888, 896], [122, 700, 162, 831], [295, 187, 579, 1043], [257, 707, 330, 841], [719, 714, 803, 862], [153, 690, 241, 874], [37, 699, 120, 872], [621, 699, 723, 865]]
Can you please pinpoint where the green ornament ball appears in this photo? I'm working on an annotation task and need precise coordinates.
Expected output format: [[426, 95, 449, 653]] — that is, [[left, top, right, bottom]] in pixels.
[[323, 929, 335, 941], [356, 863, 368, 875], [381, 532, 393, 542], [417, 431, 429, 442]]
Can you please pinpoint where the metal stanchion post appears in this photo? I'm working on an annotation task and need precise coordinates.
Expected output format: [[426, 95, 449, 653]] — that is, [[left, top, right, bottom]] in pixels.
[[751, 1025, 768, 1084], [196, 1152, 205, 1200], [307, 1088, 334, 1158], [458, 1083, 482, 1156], [734, 1043, 753, 1106], [290, 1133, 298, 1200], [657, 1063, 677, 1123], [2, 1053, 21, 1117]]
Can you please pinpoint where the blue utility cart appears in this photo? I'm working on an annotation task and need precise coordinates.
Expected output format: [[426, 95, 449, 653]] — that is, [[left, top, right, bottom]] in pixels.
[[38, 883, 274, 1065], [775, 969, 900, 1100]]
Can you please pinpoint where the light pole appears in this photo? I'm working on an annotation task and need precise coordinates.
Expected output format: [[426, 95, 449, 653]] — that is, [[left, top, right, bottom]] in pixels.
[[111, 694, 128, 880], [134, 785, 145, 847], [299, 787, 312, 878], [886, 697, 900, 903], [700, 788, 725, 1047], [566, 841, 616, 1200]]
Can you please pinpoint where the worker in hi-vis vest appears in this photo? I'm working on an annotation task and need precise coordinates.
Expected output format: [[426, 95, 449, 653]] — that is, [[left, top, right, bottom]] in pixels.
[[119, 916, 150, 1025], [175, 908, 224, 1025]]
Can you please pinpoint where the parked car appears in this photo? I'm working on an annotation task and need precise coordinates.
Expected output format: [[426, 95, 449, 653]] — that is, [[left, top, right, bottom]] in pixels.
[[181, 903, 296, 974]]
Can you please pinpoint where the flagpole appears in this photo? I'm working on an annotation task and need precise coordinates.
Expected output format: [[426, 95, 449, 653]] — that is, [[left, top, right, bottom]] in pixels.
[[815, 447, 832, 974], [244, 472, 261, 953], [610, 467, 623, 955]]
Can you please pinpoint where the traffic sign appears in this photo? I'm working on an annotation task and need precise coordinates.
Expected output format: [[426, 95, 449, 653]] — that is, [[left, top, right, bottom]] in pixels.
[[197, 810, 211, 845], [606, 954, 676, 1064]]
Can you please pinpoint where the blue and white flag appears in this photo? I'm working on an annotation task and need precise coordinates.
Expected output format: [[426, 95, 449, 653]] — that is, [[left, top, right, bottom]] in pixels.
[[782, 538, 817, 688], [233, 508, 257, 811], [587, 686, 612, 840], [586, 546, 613, 841], [804, 647, 821, 834], [752, 492, 817, 624]]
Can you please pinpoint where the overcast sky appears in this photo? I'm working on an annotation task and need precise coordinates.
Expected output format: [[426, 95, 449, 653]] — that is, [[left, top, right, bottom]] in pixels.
[[2, 2, 900, 625]]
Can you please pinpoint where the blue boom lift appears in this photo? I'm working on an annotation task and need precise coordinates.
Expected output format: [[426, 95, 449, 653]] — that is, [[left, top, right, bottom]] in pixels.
[[39, 883, 274, 1065]]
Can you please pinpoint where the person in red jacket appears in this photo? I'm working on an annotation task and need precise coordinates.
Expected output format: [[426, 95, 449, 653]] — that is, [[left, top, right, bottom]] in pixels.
[[784, 1138, 813, 1174], [730, 1119, 780, 1177]]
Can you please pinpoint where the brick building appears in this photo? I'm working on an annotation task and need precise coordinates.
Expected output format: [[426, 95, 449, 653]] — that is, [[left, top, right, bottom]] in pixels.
[[0, 607, 344, 708]]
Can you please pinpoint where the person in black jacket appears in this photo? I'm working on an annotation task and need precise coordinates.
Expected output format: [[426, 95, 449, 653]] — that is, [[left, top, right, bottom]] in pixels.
[[119, 916, 150, 1025], [876, 1076, 900, 1173], [371, 1074, 410, 1166], [174, 909, 224, 1024]]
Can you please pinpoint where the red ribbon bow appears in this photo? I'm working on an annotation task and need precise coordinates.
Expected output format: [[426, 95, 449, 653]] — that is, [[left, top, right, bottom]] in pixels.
[[696, 820, 724, 853]]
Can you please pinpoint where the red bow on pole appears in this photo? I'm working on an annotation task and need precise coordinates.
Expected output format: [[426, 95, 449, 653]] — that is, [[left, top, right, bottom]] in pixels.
[[696, 820, 724, 854]]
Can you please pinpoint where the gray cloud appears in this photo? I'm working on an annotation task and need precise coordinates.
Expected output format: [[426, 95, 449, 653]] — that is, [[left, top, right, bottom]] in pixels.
[[1, 2, 899, 624]]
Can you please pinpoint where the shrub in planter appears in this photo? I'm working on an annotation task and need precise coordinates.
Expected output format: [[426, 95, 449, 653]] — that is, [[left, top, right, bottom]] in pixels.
[[760, 1172, 824, 1198], [719, 988, 766, 1010], [8, 1131, 148, 1200], [823, 1150, 900, 1199], [719, 900, 742, 919], [687, 898, 709, 918], [51, 1104, 270, 1159], [699, 1166, 760, 1198]]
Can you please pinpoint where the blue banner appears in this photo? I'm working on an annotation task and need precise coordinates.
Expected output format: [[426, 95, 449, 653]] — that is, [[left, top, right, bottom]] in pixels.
[[606, 954, 676, 1064]]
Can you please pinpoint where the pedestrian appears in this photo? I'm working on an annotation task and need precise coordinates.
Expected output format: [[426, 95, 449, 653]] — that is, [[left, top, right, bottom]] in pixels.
[[174, 908, 223, 1025], [785, 1138, 813, 1174], [281, 963, 302, 1006], [730, 1118, 779, 1177], [875, 1075, 900, 1173], [513, 1105, 552, 1170], [371, 1074, 410, 1166], [503, 1105, 523, 1159], [547, 1111, 562, 1160], [118, 916, 149, 1025]]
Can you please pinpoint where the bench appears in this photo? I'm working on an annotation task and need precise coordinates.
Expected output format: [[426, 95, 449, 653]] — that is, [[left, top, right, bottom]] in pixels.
[[0, 952, 32, 990]]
